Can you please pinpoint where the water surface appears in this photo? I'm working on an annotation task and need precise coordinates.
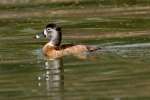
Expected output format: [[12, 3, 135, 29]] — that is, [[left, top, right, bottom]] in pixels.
[[0, 1, 150, 100]]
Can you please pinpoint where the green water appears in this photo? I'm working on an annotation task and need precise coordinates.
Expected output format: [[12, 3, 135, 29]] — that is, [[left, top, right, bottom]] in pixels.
[[0, 0, 150, 100]]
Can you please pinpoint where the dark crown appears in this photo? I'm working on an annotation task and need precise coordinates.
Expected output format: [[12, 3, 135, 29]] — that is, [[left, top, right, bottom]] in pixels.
[[46, 23, 61, 32], [46, 23, 57, 29]]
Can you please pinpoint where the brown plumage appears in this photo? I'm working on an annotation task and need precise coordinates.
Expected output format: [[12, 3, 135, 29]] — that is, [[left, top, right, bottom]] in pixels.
[[42, 43, 99, 58], [36, 23, 100, 59]]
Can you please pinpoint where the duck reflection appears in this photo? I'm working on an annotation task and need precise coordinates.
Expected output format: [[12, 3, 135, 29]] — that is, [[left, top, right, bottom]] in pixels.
[[37, 58, 64, 99]]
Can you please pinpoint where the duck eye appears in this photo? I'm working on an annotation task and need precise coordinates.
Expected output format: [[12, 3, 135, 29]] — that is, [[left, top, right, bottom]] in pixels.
[[47, 28, 51, 31]]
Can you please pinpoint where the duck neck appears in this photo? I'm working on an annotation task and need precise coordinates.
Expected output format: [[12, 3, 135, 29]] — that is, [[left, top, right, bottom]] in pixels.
[[47, 30, 62, 47]]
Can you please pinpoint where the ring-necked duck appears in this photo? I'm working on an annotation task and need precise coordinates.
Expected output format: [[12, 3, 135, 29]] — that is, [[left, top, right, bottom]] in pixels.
[[35, 23, 100, 58]]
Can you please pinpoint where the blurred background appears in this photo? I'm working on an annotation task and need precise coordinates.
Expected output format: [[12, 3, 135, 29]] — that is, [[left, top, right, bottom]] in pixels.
[[0, 0, 150, 100], [1, 0, 150, 38]]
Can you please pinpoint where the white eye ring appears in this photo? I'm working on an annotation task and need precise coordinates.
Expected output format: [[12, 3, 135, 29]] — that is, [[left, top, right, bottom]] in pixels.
[[47, 28, 51, 31]]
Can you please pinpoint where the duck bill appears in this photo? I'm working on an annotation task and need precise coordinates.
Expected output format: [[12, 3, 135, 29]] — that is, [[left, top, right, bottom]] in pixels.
[[35, 31, 45, 39]]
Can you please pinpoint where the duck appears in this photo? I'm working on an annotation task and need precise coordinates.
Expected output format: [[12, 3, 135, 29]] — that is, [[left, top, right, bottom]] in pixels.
[[35, 23, 100, 59]]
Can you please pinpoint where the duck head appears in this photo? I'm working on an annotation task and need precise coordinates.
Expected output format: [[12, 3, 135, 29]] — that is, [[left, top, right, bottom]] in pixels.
[[36, 23, 62, 46]]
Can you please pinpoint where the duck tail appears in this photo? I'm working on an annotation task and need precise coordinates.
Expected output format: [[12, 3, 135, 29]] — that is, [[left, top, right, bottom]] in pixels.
[[87, 46, 101, 52]]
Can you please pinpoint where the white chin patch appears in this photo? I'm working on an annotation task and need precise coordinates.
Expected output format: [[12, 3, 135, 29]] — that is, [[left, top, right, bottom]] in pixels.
[[36, 35, 40, 39], [44, 29, 48, 37]]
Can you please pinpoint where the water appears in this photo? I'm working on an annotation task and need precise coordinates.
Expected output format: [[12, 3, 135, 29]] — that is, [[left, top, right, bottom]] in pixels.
[[1, 0, 150, 100]]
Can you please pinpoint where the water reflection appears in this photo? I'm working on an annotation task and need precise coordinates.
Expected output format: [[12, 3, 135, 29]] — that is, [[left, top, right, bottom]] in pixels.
[[38, 58, 64, 100]]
